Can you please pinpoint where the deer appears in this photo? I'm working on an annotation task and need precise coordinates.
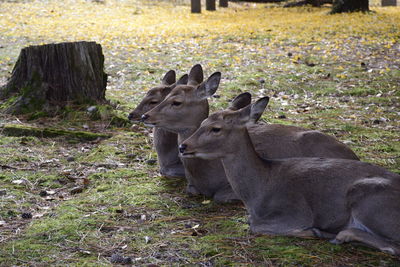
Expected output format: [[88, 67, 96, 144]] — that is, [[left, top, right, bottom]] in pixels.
[[142, 65, 359, 202], [128, 70, 189, 179], [141, 66, 240, 201], [179, 97, 400, 255]]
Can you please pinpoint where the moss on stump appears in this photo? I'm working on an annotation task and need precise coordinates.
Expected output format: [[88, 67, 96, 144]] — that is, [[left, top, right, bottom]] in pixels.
[[0, 124, 111, 141]]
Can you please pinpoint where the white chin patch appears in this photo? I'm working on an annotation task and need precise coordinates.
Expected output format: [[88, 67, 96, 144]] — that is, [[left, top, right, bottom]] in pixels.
[[180, 152, 218, 159], [143, 122, 156, 127], [193, 153, 217, 159], [180, 153, 197, 158]]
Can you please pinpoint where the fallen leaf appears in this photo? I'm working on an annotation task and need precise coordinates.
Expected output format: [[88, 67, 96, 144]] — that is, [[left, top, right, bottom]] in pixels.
[[12, 180, 25, 185]]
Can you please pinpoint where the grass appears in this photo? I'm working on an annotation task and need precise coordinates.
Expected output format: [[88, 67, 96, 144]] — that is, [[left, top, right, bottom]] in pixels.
[[0, 0, 399, 266]]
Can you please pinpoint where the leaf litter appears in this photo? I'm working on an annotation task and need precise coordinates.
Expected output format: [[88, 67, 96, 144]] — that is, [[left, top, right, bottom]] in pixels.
[[0, 0, 399, 266]]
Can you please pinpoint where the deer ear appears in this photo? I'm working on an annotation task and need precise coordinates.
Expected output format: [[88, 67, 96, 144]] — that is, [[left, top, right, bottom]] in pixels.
[[224, 104, 251, 125], [237, 104, 252, 123], [188, 64, 204, 86], [228, 92, 252, 111], [162, 70, 176, 85], [176, 74, 189, 86], [160, 86, 173, 96], [250, 97, 270, 123], [196, 72, 221, 99]]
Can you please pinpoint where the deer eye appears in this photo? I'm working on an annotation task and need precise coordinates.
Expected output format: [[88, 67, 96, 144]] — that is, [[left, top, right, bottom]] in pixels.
[[149, 101, 158, 105], [211, 127, 221, 133], [172, 101, 182, 106]]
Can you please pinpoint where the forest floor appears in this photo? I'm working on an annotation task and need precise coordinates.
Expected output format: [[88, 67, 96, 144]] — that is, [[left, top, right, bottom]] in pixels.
[[0, 0, 399, 266]]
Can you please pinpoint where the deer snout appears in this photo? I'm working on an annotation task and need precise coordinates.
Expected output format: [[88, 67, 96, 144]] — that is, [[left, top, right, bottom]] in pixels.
[[179, 143, 197, 158], [179, 144, 187, 154], [141, 114, 149, 122], [128, 112, 136, 121]]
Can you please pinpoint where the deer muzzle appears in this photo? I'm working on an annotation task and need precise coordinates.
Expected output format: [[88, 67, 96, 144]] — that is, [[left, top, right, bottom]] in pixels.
[[179, 144, 187, 154], [140, 113, 157, 127], [179, 143, 197, 158], [140, 114, 149, 122], [128, 111, 140, 121]]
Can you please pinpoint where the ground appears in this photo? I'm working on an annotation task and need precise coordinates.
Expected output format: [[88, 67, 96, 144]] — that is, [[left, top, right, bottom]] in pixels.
[[0, 0, 399, 266]]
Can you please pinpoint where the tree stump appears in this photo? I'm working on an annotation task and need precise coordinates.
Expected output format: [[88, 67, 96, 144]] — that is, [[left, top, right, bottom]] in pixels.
[[0, 41, 107, 114]]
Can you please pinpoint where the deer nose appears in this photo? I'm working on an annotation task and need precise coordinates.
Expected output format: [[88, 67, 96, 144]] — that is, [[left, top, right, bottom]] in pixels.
[[128, 113, 133, 120], [179, 144, 187, 154], [141, 114, 149, 122]]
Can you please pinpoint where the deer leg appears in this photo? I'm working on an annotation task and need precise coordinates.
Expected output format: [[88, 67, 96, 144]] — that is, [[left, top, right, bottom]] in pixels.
[[159, 156, 186, 179], [284, 229, 316, 238], [331, 228, 400, 255], [213, 188, 241, 204], [281, 228, 336, 238], [251, 223, 324, 238], [186, 184, 201, 196], [252, 227, 324, 238], [250, 202, 318, 237], [160, 163, 186, 179], [310, 228, 337, 239]]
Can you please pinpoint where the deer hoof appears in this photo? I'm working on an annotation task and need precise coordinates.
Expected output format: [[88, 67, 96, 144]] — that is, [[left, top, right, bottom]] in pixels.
[[186, 185, 201, 196], [329, 238, 343, 245], [311, 228, 323, 238], [380, 247, 396, 255]]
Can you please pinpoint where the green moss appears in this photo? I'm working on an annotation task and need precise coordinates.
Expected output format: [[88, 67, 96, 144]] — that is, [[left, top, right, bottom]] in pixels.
[[80, 143, 119, 163], [93, 105, 113, 120], [27, 111, 48, 120], [0, 94, 19, 110], [341, 123, 361, 132], [2, 124, 111, 141], [20, 98, 45, 114], [343, 87, 378, 97], [0, 241, 56, 264], [110, 114, 130, 127], [80, 105, 131, 127], [0, 146, 38, 164]]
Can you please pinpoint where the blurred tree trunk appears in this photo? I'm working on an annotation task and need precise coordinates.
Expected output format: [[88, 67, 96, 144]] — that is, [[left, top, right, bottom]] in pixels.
[[219, 0, 228, 7], [206, 0, 216, 10], [0, 41, 107, 114], [191, 0, 201, 13], [331, 0, 369, 13]]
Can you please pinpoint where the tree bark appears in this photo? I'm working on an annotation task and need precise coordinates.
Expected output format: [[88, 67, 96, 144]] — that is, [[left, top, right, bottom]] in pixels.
[[0, 41, 107, 114], [331, 0, 369, 13], [191, 0, 201, 13], [219, 0, 228, 7], [206, 0, 216, 10]]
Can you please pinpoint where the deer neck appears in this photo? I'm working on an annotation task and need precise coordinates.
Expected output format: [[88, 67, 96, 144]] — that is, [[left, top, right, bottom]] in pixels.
[[221, 129, 271, 203], [177, 108, 209, 142]]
